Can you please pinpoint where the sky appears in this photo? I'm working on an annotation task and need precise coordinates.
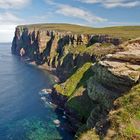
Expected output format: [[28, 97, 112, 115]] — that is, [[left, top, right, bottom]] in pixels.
[[0, 0, 140, 42]]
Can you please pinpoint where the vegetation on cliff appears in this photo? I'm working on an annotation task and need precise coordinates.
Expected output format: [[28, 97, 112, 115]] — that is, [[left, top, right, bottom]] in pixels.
[[55, 62, 95, 119], [55, 63, 93, 96], [108, 84, 140, 139]]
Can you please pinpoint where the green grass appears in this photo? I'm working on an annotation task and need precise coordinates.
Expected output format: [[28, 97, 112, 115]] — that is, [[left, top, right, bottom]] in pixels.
[[66, 65, 95, 119], [55, 62, 93, 96], [60, 42, 120, 62], [78, 129, 100, 140], [69, 43, 119, 58], [18, 23, 140, 41], [107, 84, 140, 139], [54, 62, 94, 119], [66, 86, 95, 119]]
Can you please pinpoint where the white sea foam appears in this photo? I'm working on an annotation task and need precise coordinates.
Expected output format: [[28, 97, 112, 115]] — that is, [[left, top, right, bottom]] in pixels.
[[40, 96, 46, 101], [39, 89, 52, 96], [62, 115, 67, 119], [53, 119, 60, 125]]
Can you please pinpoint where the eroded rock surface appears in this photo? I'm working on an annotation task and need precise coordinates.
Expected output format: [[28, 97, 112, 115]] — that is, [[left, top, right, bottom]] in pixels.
[[86, 39, 140, 131]]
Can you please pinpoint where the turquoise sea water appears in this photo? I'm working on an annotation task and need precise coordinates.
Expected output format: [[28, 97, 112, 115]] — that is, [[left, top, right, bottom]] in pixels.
[[0, 43, 73, 140]]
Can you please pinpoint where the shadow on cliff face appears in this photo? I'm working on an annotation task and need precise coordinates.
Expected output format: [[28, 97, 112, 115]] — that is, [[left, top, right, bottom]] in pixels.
[[55, 52, 96, 82], [43, 36, 55, 58], [59, 53, 74, 75], [41, 35, 70, 68], [53, 108, 76, 140], [57, 38, 65, 58], [31, 36, 55, 66]]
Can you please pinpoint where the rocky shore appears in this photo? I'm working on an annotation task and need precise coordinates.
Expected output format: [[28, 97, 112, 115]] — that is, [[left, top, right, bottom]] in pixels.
[[39, 87, 83, 134]]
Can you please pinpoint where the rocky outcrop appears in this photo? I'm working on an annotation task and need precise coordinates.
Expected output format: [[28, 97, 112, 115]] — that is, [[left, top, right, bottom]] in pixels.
[[12, 26, 119, 80], [11, 27, 40, 59], [11, 26, 122, 57], [88, 39, 140, 98], [85, 39, 140, 137]]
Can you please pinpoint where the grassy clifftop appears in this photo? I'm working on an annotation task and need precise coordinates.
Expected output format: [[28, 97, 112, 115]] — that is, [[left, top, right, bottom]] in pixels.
[[18, 23, 140, 41]]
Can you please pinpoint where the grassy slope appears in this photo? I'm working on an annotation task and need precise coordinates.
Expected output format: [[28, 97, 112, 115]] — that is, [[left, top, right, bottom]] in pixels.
[[68, 43, 120, 58], [18, 23, 140, 41], [55, 62, 93, 97], [78, 84, 140, 140], [55, 62, 95, 118], [108, 84, 140, 139]]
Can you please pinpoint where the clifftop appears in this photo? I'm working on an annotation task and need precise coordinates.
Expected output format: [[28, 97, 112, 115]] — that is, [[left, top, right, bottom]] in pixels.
[[18, 23, 140, 41]]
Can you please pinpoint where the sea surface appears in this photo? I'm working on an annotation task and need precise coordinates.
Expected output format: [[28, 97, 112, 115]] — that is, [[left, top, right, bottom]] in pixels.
[[0, 43, 73, 140]]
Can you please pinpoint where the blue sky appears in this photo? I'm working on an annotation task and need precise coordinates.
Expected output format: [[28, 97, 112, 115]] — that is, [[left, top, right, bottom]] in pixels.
[[0, 0, 140, 42]]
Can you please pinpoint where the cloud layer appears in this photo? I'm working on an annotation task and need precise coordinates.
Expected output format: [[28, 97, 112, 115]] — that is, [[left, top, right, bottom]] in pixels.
[[77, 0, 140, 8], [44, 0, 107, 23], [0, 12, 22, 25], [0, 12, 23, 42], [56, 4, 107, 23], [0, 0, 31, 9]]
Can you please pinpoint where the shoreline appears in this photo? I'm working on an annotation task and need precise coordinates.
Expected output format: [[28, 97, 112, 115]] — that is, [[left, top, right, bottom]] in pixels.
[[23, 58, 80, 135], [24, 60, 61, 83]]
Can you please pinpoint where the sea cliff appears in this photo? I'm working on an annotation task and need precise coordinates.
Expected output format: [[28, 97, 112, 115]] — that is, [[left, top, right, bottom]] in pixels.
[[11, 24, 140, 139]]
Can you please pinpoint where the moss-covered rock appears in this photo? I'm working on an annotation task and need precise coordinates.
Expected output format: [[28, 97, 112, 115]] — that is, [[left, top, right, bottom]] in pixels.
[[66, 87, 95, 119], [55, 62, 95, 119], [55, 62, 93, 96]]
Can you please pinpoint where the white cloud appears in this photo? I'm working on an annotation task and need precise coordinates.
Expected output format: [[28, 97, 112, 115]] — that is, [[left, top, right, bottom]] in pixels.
[[56, 4, 107, 23], [0, 12, 22, 24], [44, 0, 55, 5], [0, 12, 23, 42], [0, 11, 51, 42], [77, 0, 140, 8], [0, 25, 16, 42], [0, 0, 31, 9], [44, 0, 107, 23], [0, 0, 31, 42]]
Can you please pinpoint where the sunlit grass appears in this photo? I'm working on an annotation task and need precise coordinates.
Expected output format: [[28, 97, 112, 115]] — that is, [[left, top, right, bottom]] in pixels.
[[18, 23, 140, 41]]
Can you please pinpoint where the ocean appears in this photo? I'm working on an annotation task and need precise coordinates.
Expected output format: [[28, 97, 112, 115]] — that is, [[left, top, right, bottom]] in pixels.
[[0, 43, 73, 140]]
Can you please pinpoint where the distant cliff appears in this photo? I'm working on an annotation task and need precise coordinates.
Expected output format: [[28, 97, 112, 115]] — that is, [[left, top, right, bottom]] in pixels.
[[12, 24, 140, 139], [11, 25, 123, 79]]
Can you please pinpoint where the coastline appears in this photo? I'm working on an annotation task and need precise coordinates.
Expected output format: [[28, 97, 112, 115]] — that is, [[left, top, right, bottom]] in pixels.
[[23, 58, 80, 135], [24, 59, 60, 83]]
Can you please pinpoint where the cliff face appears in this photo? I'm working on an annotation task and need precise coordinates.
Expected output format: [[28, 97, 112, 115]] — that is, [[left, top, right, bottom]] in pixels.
[[85, 40, 140, 136], [11, 26, 122, 80], [12, 25, 140, 139]]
